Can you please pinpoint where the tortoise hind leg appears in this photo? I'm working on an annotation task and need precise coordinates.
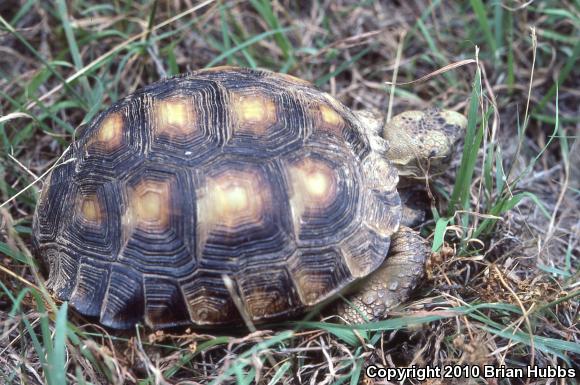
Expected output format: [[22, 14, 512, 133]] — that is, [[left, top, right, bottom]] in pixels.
[[338, 227, 429, 324]]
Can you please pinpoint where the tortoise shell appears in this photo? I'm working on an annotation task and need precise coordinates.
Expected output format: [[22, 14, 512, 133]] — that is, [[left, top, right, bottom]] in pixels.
[[33, 67, 401, 329]]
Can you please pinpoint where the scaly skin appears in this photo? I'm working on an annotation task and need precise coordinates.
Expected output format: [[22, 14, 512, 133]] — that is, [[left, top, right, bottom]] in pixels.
[[383, 109, 467, 177], [338, 109, 465, 323], [337, 226, 429, 324], [356, 108, 467, 177]]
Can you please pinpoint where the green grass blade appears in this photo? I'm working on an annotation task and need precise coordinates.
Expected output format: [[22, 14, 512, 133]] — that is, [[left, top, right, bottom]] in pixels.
[[534, 40, 580, 116], [511, 90, 565, 187], [315, 46, 372, 87], [483, 141, 494, 199], [206, 27, 292, 68], [506, 10, 515, 93], [297, 321, 365, 347], [164, 41, 179, 75], [229, 32, 258, 68], [267, 362, 291, 385], [161, 336, 230, 380], [470, 312, 577, 364], [493, 1, 503, 54], [9, 0, 35, 24], [249, 0, 294, 62], [432, 217, 451, 252], [533, 7, 580, 22], [0, 241, 29, 265], [209, 331, 294, 385], [48, 302, 69, 385], [236, 366, 256, 385], [537, 263, 572, 278], [473, 191, 549, 238], [8, 287, 32, 317], [0, 16, 86, 108], [304, 303, 580, 363], [219, 5, 232, 64], [448, 66, 482, 215], [494, 147, 505, 197], [415, 19, 454, 83], [0, 282, 16, 308], [55, 0, 92, 97], [469, 0, 497, 53]]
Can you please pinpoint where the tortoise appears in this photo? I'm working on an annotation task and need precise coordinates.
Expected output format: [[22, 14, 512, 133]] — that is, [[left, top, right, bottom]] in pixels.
[[32, 67, 466, 329]]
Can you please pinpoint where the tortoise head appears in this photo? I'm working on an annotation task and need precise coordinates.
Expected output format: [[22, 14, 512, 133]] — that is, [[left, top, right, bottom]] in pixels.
[[355, 108, 467, 178]]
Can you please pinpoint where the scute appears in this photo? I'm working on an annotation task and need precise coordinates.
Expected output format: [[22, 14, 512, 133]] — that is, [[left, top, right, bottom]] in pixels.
[[70, 261, 110, 316], [237, 266, 300, 319], [282, 134, 363, 247], [100, 265, 144, 329], [62, 180, 121, 262], [33, 153, 75, 244], [143, 275, 191, 328], [77, 98, 144, 179], [145, 78, 228, 165], [118, 162, 197, 277], [226, 85, 307, 156], [180, 270, 238, 325], [289, 247, 352, 306], [195, 157, 295, 267], [33, 67, 401, 329]]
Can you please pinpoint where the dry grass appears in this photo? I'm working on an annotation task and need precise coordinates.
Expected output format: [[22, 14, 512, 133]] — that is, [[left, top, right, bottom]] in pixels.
[[0, 0, 578, 384]]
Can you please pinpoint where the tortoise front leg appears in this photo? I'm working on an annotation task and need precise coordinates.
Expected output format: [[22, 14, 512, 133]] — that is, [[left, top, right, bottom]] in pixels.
[[338, 226, 429, 324]]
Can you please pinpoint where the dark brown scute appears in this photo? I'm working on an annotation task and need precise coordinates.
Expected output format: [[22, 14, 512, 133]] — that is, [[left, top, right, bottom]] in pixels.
[[144, 276, 191, 328], [100, 266, 144, 329], [70, 262, 110, 317]]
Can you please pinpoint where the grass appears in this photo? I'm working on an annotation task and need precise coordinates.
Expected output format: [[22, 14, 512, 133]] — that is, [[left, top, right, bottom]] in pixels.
[[1, 0, 579, 384]]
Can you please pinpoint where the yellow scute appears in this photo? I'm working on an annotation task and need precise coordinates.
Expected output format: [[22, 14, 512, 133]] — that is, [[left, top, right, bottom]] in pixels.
[[80, 196, 100, 222], [214, 184, 250, 217], [94, 112, 124, 149], [319, 105, 342, 126], [154, 98, 195, 136]]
